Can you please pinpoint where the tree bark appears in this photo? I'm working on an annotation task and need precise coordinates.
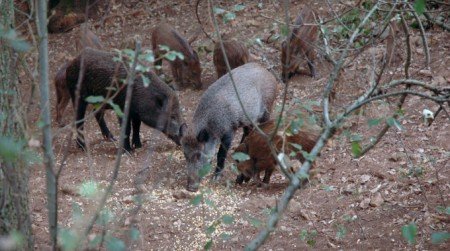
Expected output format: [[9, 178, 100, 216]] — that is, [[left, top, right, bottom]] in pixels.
[[0, 0, 34, 250]]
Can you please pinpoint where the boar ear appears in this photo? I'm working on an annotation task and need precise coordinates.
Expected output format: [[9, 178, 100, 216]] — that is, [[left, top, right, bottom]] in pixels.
[[196, 129, 209, 143], [179, 123, 187, 137]]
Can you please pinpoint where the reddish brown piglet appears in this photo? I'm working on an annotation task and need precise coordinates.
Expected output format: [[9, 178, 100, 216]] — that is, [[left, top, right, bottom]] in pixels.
[[281, 6, 319, 81], [234, 120, 319, 186], [152, 23, 202, 89], [213, 40, 249, 79]]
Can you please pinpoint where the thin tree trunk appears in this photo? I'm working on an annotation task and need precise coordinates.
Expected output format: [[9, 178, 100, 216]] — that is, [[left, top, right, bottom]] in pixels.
[[36, 0, 58, 249], [0, 0, 34, 250]]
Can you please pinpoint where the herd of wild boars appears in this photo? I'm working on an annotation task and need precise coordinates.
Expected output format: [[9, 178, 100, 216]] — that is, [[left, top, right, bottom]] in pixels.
[[54, 6, 320, 191]]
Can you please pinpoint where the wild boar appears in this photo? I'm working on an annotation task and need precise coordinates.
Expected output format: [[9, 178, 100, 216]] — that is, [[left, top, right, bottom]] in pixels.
[[65, 48, 183, 151], [213, 40, 250, 78], [75, 25, 104, 51], [234, 120, 319, 185], [180, 63, 278, 192], [151, 23, 202, 89], [281, 6, 318, 81]]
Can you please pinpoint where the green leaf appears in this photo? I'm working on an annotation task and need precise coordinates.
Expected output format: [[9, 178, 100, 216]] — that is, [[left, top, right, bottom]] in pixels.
[[234, 4, 245, 11], [213, 7, 225, 15], [198, 163, 212, 178], [108, 101, 124, 118], [106, 236, 126, 251], [204, 198, 216, 208], [413, 0, 426, 15], [223, 12, 236, 24], [85, 95, 105, 103], [165, 50, 184, 61], [71, 202, 83, 222], [78, 180, 99, 199], [387, 117, 403, 131], [204, 239, 213, 250], [206, 224, 216, 235], [88, 235, 102, 249], [232, 152, 250, 162], [0, 136, 23, 162], [191, 194, 203, 206], [351, 141, 362, 157], [368, 118, 382, 127], [248, 216, 262, 227], [321, 185, 335, 192], [336, 225, 346, 239], [402, 222, 417, 245], [220, 233, 231, 240], [10, 40, 31, 52], [254, 38, 263, 47], [431, 232, 450, 244], [96, 209, 113, 226], [222, 215, 234, 224], [280, 24, 289, 37], [158, 45, 170, 52], [129, 227, 140, 241], [141, 50, 155, 63], [141, 75, 150, 87], [290, 143, 303, 151], [58, 228, 78, 251]]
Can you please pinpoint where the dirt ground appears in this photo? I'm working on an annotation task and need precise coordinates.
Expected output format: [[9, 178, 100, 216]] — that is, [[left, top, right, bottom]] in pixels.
[[26, 0, 449, 250]]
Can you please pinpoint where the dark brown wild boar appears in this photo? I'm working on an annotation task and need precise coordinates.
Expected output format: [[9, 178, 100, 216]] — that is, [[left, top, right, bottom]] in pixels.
[[180, 63, 278, 192], [213, 40, 249, 78], [65, 48, 183, 152], [151, 23, 202, 89], [281, 6, 318, 81], [75, 25, 104, 51], [234, 120, 319, 186]]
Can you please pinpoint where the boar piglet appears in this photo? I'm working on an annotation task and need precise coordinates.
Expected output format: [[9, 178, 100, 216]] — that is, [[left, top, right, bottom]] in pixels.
[[180, 63, 278, 192], [75, 25, 104, 51], [152, 23, 202, 89], [281, 6, 318, 81], [213, 40, 249, 78], [234, 120, 319, 186], [65, 48, 182, 152]]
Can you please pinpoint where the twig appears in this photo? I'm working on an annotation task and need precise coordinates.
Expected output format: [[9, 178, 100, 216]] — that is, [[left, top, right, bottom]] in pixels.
[[408, 3, 430, 68], [83, 41, 142, 238], [423, 11, 450, 32]]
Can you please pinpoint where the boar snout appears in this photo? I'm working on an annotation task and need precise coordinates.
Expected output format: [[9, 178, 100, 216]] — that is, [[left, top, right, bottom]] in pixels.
[[186, 177, 200, 192]]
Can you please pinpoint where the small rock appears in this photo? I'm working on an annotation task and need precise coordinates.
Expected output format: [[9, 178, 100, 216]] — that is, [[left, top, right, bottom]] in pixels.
[[419, 69, 432, 77], [389, 152, 403, 162], [359, 198, 371, 209], [370, 193, 384, 207], [288, 200, 302, 214], [342, 184, 355, 195], [360, 175, 371, 184]]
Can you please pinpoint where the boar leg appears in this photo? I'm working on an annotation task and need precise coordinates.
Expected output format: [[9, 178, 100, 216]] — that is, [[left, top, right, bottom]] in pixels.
[[56, 89, 70, 127], [214, 131, 234, 179], [75, 100, 88, 150], [154, 51, 163, 76], [131, 116, 142, 148], [94, 109, 115, 141], [236, 174, 246, 184], [117, 116, 133, 152], [307, 58, 316, 78], [240, 126, 251, 143]]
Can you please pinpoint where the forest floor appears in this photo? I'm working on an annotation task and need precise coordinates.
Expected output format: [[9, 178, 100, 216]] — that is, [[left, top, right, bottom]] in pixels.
[[25, 0, 449, 250]]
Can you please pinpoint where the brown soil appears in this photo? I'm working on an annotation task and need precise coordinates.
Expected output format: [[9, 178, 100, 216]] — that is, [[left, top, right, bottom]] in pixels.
[[27, 0, 449, 250]]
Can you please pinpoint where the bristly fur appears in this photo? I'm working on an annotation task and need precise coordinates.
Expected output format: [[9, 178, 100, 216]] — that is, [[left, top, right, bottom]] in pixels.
[[281, 6, 319, 81], [65, 48, 183, 151], [235, 119, 320, 185], [213, 40, 250, 78]]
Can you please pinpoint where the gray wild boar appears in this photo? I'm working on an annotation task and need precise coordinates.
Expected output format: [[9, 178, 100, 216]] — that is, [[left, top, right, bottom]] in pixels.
[[281, 6, 318, 81], [213, 40, 249, 78], [151, 23, 202, 89], [65, 48, 183, 152], [180, 63, 278, 192]]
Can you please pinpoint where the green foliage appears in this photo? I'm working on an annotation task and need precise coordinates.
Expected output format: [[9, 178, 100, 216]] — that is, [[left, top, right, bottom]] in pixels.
[[213, 3, 246, 24], [198, 163, 212, 178], [78, 180, 100, 199], [431, 232, 450, 245], [386, 117, 403, 131], [0, 136, 23, 162], [299, 229, 318, 247], [367, 118, 382, 128], [108, 100, 124, 117], [0, 25, 31, 52], [85, 95, 105, 103], [232, 152, 250, 162], [248, 216, 262, 227], [402, 222, 417, 245], [129, 227, 140, 241], [413, 0, 426, 15], [335, 224, 347, 239], [105, 236, 126, 251], [204, 239, 213, 250], [58, 228, 78, 251], [222, 215, 234, 225], [351, 141, 362, 157], [191, 194, 203, 206]]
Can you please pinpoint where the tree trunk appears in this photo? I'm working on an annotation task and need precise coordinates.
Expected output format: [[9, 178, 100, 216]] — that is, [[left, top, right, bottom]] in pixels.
[[0, 0, 34, 250]]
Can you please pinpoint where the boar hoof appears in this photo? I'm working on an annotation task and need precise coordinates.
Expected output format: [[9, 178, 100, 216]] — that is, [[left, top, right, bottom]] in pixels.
[[104, 133, 116, 142], [133, 140, 142, 149], [236, 174, 245, 184], [76, 139, 86, 151], [211, 173, 222, 181]]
